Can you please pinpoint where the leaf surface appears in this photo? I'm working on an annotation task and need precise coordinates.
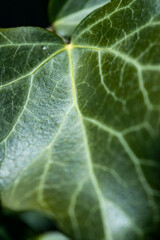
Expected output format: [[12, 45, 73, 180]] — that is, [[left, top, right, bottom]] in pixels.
[[48, 0, 110, 37], [37, 232, 70, 240], [0, 1, 160, 240]]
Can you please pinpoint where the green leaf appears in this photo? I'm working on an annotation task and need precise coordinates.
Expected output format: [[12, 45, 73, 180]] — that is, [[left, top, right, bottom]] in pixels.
[[37, 232, 70, 240], [0, 0, 160, 239], [48, 0, 110, 37]]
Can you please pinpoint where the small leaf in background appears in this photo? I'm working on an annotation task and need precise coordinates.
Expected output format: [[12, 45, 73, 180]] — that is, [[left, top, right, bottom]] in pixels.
[[48, 0, 110, 37], [37, 232, 70, 240], [0, 207, 36, 240], [20, 211, 55, 233]]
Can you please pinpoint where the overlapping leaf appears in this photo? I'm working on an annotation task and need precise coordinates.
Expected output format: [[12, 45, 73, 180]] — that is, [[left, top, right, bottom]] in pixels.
[[0, 0, 160, 240], [37, 232, 70, 240], [48, 0, 110, 37]]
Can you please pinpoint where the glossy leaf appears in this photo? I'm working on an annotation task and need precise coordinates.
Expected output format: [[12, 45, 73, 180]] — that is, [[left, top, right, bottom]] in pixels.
[[0, 0, 160, 240], [37, 232, 70, 240], [48, 0, 110, 37]]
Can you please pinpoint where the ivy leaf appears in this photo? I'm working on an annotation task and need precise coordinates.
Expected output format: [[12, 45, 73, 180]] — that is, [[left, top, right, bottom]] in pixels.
[[48, 0, 110, 37], [37, 232, 70, 240], [0, 0, 160, 240]]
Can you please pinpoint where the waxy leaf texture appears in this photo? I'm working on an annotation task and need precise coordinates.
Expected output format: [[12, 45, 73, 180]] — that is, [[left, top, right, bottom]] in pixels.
[[0, 0, 160, 240]]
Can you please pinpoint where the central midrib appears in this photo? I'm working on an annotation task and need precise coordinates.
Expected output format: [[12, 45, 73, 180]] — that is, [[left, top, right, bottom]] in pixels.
[[66, 43, 113, 240]]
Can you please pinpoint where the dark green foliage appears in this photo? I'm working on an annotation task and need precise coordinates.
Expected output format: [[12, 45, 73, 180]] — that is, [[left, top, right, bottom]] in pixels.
[[0, 0, 160, 239]]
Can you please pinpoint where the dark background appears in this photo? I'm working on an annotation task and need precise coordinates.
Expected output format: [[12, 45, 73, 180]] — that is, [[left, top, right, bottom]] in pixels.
[[0, 0, 49, 28]]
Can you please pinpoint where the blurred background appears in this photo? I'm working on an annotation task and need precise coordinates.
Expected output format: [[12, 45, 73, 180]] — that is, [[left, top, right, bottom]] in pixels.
[[0, 0, 49, 28], [0, 205, 55, 240]]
